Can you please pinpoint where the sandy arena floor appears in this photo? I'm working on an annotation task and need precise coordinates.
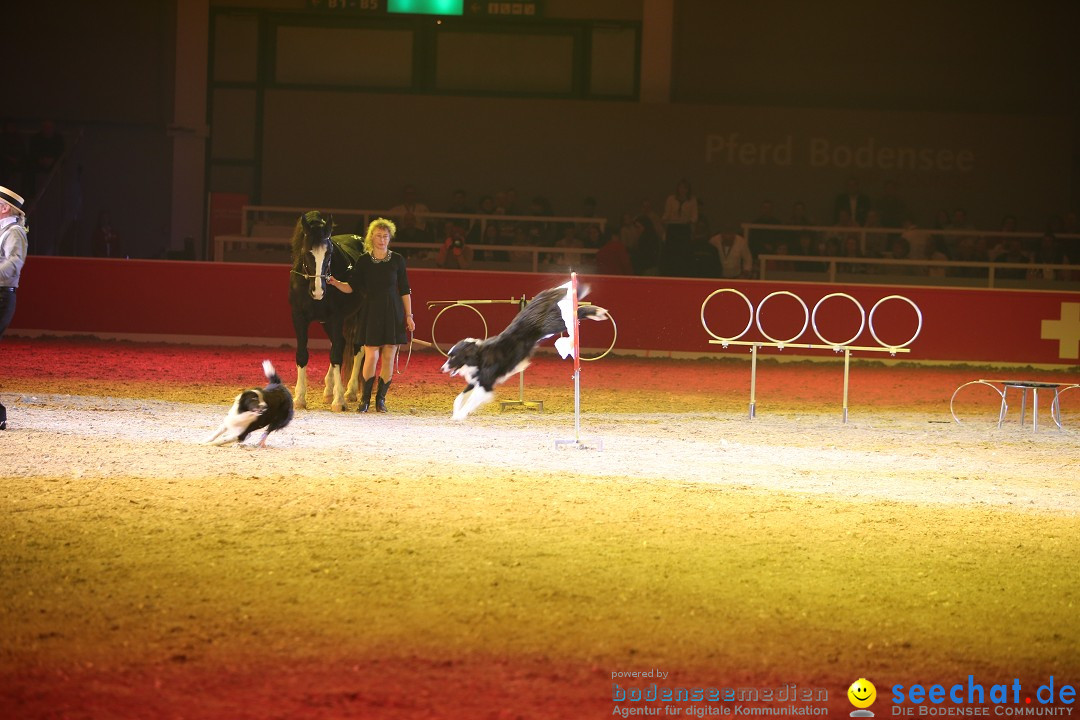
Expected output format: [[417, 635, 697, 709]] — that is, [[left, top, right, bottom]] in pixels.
[[1, 338, 1078, 719]]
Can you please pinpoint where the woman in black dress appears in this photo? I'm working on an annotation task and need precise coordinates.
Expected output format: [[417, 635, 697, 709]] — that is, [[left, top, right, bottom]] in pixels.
[[355, 217, 415, 412]]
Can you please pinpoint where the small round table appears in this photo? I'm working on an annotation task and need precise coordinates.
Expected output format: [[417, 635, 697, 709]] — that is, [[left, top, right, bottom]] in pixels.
[[950, 379, 1080, 431]]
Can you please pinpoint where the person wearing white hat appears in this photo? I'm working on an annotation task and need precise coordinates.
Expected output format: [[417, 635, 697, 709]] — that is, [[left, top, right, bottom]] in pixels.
[[0, 184, 28, 430]]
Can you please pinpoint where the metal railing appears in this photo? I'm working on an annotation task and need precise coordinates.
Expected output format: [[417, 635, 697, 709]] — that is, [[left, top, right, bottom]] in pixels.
[[743, 222, 1080, 287], [740, 222, 1080, 253], [237, 204, 605, 246], [756, 254, 1079, 288], [212, 235, 599, 273]]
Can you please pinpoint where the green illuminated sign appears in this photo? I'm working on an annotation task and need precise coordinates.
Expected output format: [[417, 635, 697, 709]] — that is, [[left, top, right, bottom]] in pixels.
[[387, 0, 464, 14]]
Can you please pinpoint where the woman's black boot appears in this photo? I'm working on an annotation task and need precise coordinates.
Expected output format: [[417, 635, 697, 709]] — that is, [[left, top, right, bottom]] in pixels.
[[375, 378, 391, 413], [357, 377, 376, 413]]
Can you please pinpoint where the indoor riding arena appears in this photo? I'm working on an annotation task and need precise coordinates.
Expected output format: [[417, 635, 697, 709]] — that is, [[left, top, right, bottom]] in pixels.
[[2, 260, 1078, 719], [5, 1, 1080, 717]]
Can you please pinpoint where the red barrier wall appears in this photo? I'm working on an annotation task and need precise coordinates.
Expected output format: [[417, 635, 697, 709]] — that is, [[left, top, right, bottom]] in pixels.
[[9, 257, 1080, 367]]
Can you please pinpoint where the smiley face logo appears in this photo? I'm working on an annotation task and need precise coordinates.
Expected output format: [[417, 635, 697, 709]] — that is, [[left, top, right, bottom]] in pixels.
[[848, 678, 877, 709]]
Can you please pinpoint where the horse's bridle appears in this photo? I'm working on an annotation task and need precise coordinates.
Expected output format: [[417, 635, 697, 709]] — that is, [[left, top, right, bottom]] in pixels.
[[292, 236, 333, 281]]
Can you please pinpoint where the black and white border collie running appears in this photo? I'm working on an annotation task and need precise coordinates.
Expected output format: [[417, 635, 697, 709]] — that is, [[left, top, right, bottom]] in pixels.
[[441, 284, 608, 420], [206, 360, 294, 447]]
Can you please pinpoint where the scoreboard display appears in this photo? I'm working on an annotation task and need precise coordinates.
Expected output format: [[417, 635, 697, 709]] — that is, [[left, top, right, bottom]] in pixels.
[[306, 0, 542, 17]]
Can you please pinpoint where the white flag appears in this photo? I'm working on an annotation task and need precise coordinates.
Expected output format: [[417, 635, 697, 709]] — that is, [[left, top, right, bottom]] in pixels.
[[554, 279, 576, 359]]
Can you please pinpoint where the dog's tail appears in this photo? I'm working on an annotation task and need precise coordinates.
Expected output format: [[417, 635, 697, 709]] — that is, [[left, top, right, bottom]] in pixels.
[[263, 360, 282, 385]]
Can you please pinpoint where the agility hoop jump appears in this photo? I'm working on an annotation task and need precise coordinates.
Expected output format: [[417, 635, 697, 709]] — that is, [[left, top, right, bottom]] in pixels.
[[701, 289, 922, 422], [428, 290, 617, 414]]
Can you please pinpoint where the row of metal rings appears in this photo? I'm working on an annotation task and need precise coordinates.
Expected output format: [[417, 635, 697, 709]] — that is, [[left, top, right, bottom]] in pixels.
[[700, 289, 923, 348]]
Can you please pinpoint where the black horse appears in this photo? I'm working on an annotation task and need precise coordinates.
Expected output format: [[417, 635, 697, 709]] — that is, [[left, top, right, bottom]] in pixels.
[[289, 210, 365, 411]]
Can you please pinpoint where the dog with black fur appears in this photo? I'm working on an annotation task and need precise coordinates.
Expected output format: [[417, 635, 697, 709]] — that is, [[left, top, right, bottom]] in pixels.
[[441, 283, 608, 420], [206, 360, 294, 447]]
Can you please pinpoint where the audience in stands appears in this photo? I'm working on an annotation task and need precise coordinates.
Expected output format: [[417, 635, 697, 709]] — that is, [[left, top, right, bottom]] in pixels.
[[594, 228, 633, 276], [630, 215, 662, 276], [833, 178, 872, 225], [709, 230, 753, 279], [436, 219, 474, 270], [388, 184, 430, 236], [660, 179, 697, 276]]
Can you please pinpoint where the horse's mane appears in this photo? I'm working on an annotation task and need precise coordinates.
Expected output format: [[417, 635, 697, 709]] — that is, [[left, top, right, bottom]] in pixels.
[[289, 216, 308, 263]]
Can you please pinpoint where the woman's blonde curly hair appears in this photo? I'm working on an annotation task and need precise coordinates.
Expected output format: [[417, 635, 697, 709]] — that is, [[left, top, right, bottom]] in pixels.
[[364, 217, 397, 254]]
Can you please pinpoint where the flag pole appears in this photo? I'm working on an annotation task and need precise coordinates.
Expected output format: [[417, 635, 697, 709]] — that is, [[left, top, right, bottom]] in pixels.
[[556, 272, 601, 450]]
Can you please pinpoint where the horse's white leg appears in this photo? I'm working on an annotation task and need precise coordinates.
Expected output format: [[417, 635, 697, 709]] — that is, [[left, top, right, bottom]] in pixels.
[[327, 364, 345, 412], [294, 365, 308, 410], [345, 348, 363, 402], [323, 365, 335, 402]]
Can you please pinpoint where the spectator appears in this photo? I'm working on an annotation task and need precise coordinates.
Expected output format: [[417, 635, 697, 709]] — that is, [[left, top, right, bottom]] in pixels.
[[388, 184, 430, 235], [661, 179, 697, 275], [900, 219, 930, 267], [617, 211, 640, 255], [952, 233, 988, 278], [91, 210, 123, 258], [838, 234, 865, 274], [709, 230, 753, 279], [582, 223, 603, 250], [392, 210, 431, 255], [824, 208, 860, 253], [580, 195, 599, 219], [781, 200, 813, 250], [477, 221, 504, 262], [436, 219, 474, 270], [439, 189, 473, 244], [552, 224, 584, 269], [994, 238, 1031, 280], [594, 228, 633, 275], [987, 215, 1018, 261], [833, 177, 871, 225], [446, 188, 472, 215], [876, 180, 907, 229], [687, 231, 721, 278], [631, 215, 661, 275], [637, 198, 665, 243], [525, 195, 554, 247], [949, 209, 985, 278], [470, 194, 497, 247], [926, 235, 951, 278], [574, 196, 600, 239], [509, 226, 533, 266], [769, 241, 796, 273], [788, 200, 813, 227], [1031, 232, 1065, 280], [862, 208, 888, 258], [503, 187, 520, 216], [792, 232, 824, 272], [884, 236, 913, 275], [750, 199, 782, 257]]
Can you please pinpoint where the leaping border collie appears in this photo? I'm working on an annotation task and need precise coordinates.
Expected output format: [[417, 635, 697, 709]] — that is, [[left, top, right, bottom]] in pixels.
[[441, 283, 608, 420], [206, 360, 295, 447]]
